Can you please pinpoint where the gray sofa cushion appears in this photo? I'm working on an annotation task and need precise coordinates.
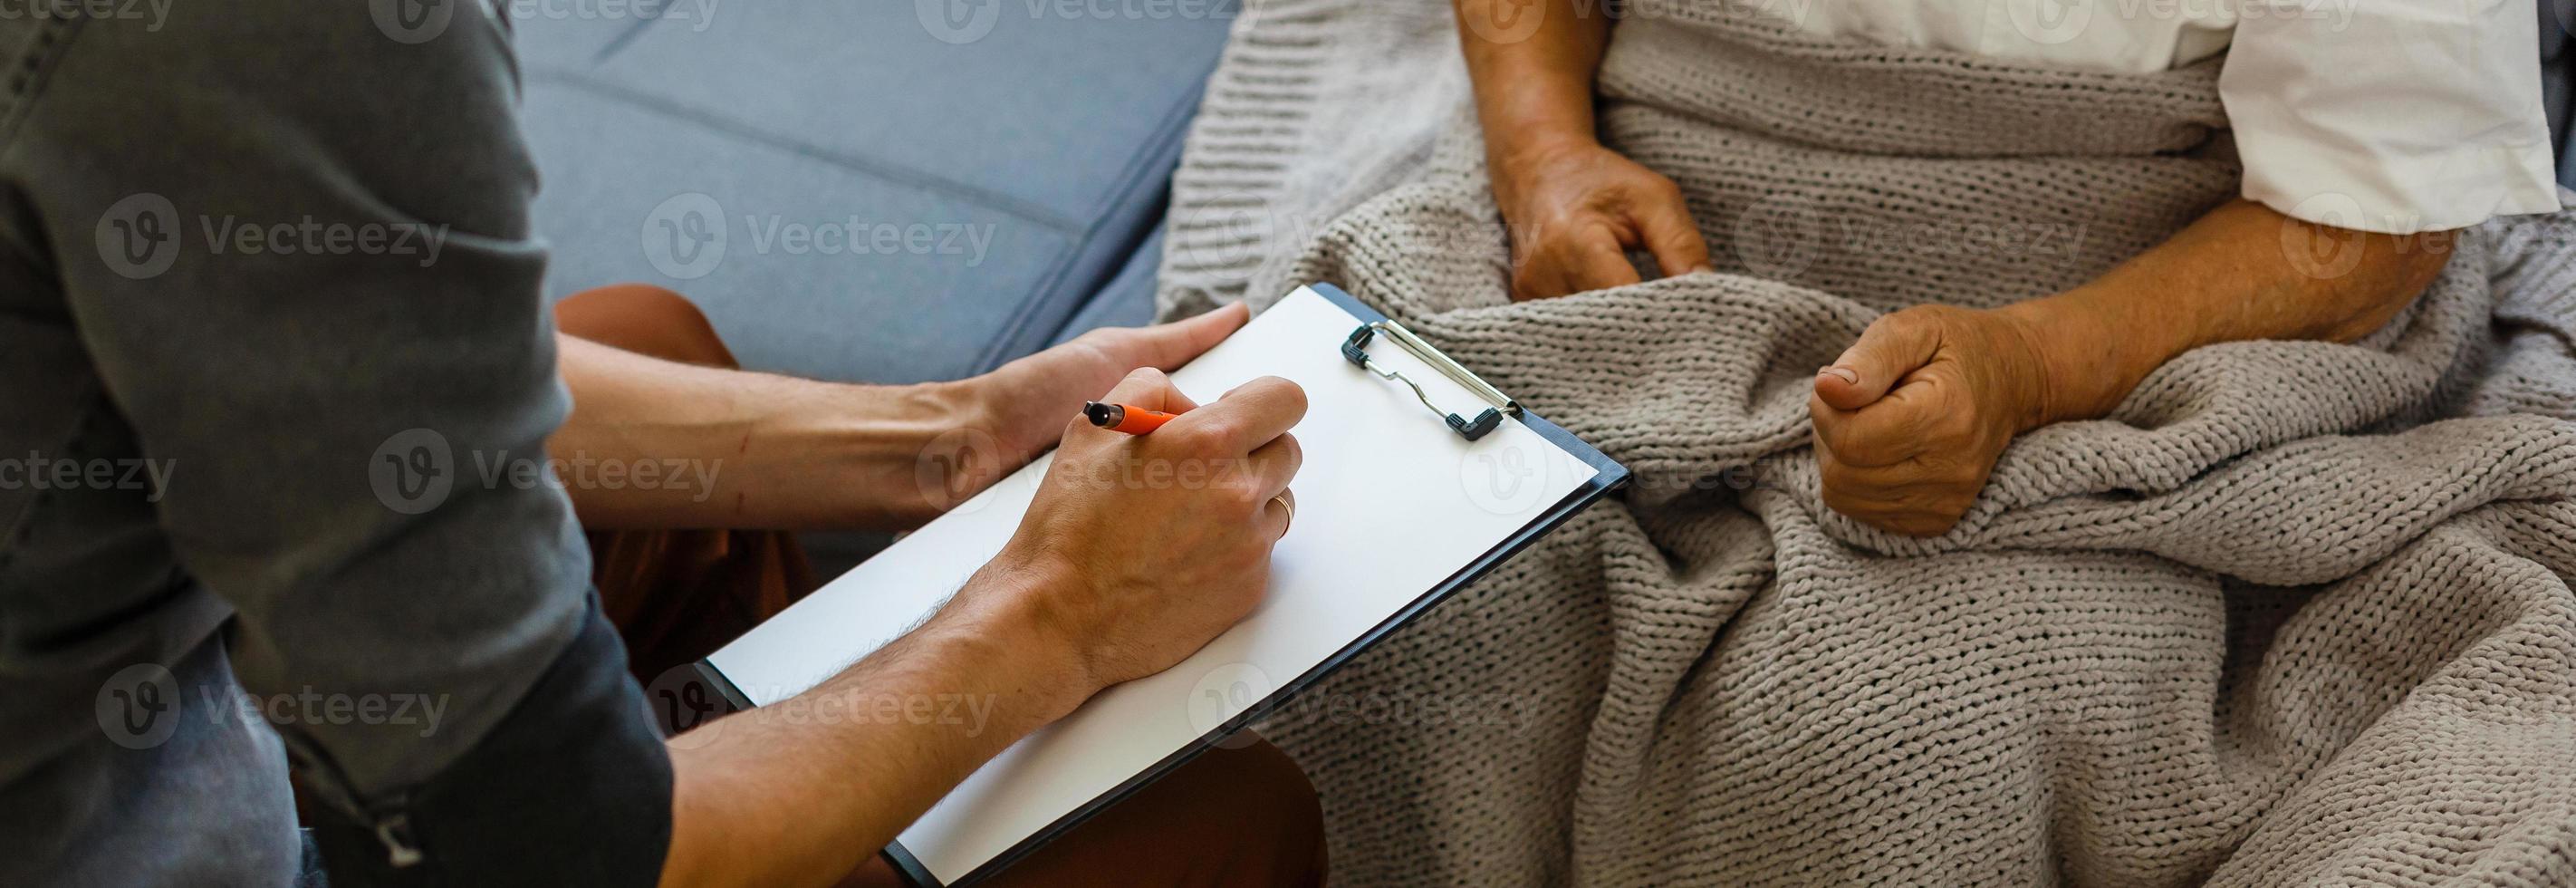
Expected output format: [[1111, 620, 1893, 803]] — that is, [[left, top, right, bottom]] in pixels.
[[511, 4, 1234, 384], [1053, 226, 1166, 345]]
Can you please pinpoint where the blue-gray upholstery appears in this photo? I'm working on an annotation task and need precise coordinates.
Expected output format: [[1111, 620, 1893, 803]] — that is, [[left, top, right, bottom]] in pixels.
[[512, 4, 1234, 385]]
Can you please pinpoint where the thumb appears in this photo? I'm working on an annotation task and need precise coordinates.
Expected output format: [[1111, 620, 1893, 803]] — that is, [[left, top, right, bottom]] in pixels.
[[1095, 367, 1199, 416], [1632, 189, 1713, 278], [1129, 301, 1250, 370], [1816, 310, 1940, 410]]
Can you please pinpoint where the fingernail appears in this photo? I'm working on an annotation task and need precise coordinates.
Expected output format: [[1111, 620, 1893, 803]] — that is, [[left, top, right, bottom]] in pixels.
[[1817, 366, 1859, 385], [1688, 265, 1716, 275]]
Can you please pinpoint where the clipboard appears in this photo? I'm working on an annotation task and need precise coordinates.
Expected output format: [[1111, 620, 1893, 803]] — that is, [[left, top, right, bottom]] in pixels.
[[685, 283, 1628, 887]]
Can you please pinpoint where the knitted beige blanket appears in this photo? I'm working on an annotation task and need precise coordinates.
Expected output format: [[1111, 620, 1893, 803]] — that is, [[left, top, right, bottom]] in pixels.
[[1158, 1, 2576, 883]]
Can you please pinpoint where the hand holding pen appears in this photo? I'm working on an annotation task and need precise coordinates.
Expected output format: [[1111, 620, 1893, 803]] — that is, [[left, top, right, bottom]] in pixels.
[[959, 369, 1306, 693]]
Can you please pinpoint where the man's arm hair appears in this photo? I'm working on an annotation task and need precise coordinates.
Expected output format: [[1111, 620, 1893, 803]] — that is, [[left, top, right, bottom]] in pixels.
[[656, 569, 1092, 888]]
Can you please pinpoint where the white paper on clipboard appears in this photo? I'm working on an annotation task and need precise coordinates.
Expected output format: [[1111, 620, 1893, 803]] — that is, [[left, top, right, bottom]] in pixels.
[[706, 285, 1601, 884]]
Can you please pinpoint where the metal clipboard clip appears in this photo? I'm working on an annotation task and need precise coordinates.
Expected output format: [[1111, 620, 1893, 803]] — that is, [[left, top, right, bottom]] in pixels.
[[1340, 321, 1522, 441]]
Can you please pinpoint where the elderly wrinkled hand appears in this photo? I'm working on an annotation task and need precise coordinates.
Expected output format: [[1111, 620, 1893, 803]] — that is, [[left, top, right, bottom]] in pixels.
[[1492, 139, 1712, 301], [1807, 304, 2059, 537]]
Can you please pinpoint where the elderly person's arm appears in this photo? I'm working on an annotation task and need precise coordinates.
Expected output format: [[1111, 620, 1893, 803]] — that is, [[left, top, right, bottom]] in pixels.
[[1456, 0, 2551, 538], [1455, 0, 1709, 300], [1808, 0, 2557, 536], [1808, 200, 2455, 536]]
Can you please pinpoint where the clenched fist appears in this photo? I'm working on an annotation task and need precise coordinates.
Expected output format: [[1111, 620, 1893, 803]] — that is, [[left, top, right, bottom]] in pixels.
[[1809, 305, 2058, 536]]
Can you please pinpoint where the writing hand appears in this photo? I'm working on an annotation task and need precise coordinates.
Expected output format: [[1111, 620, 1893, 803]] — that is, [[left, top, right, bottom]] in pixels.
[[969, 368, 1307, 695]]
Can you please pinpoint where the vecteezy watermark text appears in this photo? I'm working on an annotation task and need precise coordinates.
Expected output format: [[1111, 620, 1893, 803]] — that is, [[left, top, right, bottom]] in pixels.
[[97, 663, 450, 749], [469, 449, 725, 501], [203, 685, 451, 738], [198, 216, 448, 267], [647, 664, 1004, 750], [742, 216, 995, 265], [372, 428, 723, 515], [1837, 217, 2086, 257], [94, 193, 452, 280], [374, 0, 719, 43], [639, 192, 998, 280], [497, 0, 718, 29], [916, 0, 1253, 43], [1184, 662, 1543, 749], [0, 453, 174, 501], [0, 0, 172, 30]]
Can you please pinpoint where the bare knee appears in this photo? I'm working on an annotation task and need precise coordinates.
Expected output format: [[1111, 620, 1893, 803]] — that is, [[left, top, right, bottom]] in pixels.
[[982, 735, 1328, 887], [554, 283, 735, 368], [1237, 739, 1328, 886], [1177, 738, 1330, 888]]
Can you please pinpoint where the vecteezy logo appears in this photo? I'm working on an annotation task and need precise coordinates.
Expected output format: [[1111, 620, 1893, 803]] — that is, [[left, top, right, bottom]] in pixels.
[[917, 0, 1000, 43], [97, 662, 182, 749], [1733, 193, 1826, 282], [1458, 0, 1546, 44], [370, 0, 457, 43], [95, 193, 180, 280], [641, 192, 727, 280], [1459, 439, 1553, 516], [1168, 189, 1276, 272], [1185, 662, 1272, 750], [370, 428, 455, 515], [2279, 192, 2369, 281], [1996, 0, 2091, 47], [914, 427, 1009, 516], [646, 664, 729, 750]]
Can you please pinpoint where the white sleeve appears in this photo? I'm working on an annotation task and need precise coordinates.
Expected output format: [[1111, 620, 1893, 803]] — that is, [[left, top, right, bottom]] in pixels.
[[2219, 0, 2564, 234]]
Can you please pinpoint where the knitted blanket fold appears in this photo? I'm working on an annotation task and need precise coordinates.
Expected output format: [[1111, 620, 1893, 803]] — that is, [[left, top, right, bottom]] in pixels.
[[1160, 2, 2576, 884]]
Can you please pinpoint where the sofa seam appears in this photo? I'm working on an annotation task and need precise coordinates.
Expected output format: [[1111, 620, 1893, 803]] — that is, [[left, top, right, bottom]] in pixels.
[[523, 66, 1086, 233], [976, 73, 1210, 370]]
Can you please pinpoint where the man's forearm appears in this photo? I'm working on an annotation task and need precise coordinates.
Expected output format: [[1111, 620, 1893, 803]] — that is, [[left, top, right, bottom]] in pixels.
[[647, 364, 1305, 887], [550, 335, 967, 530], [2000, 199, 2456, 424], [657, 561, 1094, 888]]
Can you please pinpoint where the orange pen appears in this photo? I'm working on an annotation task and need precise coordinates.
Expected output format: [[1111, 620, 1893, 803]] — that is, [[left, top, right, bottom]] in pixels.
[[1081, 401, 1184, 434]]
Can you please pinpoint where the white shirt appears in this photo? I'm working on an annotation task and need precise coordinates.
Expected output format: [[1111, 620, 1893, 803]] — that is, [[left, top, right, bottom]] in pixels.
[[1771, 0, 2564, 233]]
